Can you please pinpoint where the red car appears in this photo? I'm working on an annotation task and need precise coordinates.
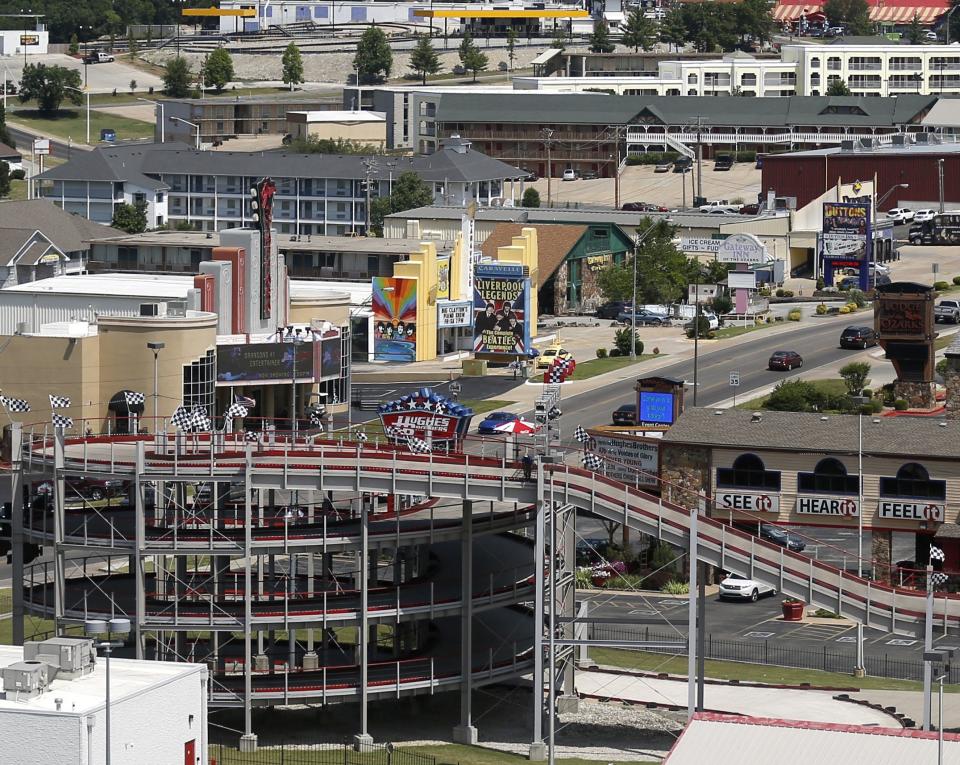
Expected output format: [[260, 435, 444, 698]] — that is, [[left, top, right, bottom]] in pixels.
[[768, 350, 803, 371]]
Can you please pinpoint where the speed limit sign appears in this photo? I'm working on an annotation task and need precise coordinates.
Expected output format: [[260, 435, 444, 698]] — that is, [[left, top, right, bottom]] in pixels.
[[729, 370, 740, 387]]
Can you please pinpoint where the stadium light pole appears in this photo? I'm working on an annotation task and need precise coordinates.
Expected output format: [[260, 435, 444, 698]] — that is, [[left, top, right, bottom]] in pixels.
[[147, 341, 165, 430]]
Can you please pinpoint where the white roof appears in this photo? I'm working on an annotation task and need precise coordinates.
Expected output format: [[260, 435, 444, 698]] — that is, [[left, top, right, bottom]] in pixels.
[[0, 645, 203, 716], [665, 714, 960, 765], [921, 99, 960, 128], [289, 110, 385, 123], [290, 280, 371, 306]]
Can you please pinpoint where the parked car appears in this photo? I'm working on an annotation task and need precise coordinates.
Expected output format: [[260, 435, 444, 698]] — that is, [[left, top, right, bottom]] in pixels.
[[596, 301, 630, 319], [616, 308, 671, 326], [0, 80, 16, 95], [925, 30, 939, 40], [581, 170, 599, 180], [611, 403, 637, 425], [740, 203, 761, 215], [759, 523, 806, 552], [718, 572, 777, 602], [885, 207, 914, 223], [83, 51, 115, 64], [477, 411, 519, 435], [535, 346, 573, 370], [839, 325, 878, 349], [673, 157, 692, 173], [935, 299, 960, 324], [622, 201, 668, 212], [914, 208, 937, 223], [684, 312, 719, 331], [654, 160, 673, 173], [35, 477, 129, 502], [562, 169, 577, 181], [713, 154, 734, 171], [707, 208, 739, 215], [768, 350, 803, 370], [520, 168, 538, 182], [699, 200, 740, 213]]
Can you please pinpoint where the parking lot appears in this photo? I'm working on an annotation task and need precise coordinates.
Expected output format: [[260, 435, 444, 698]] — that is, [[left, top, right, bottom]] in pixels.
[[4, 53, 164, 94]]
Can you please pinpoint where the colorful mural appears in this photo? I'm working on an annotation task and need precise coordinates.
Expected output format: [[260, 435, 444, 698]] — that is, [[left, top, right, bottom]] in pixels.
[[372, 277, 418, 362]]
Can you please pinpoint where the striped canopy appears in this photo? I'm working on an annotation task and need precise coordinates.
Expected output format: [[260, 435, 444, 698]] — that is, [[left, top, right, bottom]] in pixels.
[[773, 0, 946, 23]]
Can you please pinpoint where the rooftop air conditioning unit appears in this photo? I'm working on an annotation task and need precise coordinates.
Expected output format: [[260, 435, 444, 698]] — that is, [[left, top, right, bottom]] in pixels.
[[139, 303, 167, 317], [2, 661, 52, 700], [840, 140, 856, 152], [24, 637, 95, 680], [892, 134, 907, 147]]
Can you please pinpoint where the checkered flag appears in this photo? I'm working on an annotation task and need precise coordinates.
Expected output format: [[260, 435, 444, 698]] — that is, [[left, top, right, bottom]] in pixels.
[[930, 545, 946, 569], [123, 391, 145, 409], [355, 431, 368, 443], [171, 406, 193, 430], [0, 396, 31, 413], [574, 425, 589, 444], [190, 407, 211, 432], [932, 571, 949, 589], [408, 436, 431, 454], [310, 410, 324, 427], [582, 452, 603, 471], [51, 413, 73, 430], [223, 402, 249, 419], [49, 394, 71, 409], [244, 430, 261, 442]]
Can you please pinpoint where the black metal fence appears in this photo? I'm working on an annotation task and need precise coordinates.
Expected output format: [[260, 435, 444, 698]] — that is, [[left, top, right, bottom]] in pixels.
[[209, 740, 438, 765], [591, 624, 960, 684]]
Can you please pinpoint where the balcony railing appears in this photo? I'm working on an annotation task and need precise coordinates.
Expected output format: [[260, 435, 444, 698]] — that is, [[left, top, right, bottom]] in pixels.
[[848, 62, 882, 71]]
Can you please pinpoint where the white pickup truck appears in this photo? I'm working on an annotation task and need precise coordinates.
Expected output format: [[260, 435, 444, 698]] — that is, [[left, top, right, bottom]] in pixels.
[[935, 299, 960, 324], [698, 200, 741, 214], [83, 51, 115, 64]]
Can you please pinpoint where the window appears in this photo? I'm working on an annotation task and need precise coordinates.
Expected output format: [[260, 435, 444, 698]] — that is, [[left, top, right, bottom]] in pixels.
[[183, 349, 216, 415], [687, 73, 698, 84], [117, 246, 138, 268], [798, 458, 859, 495], [810, 57, 820, 68], [716, 454, 781, 491], [880, 463, 946, 501], [741, 73, 757, 86], [156, 192, 164, 203]]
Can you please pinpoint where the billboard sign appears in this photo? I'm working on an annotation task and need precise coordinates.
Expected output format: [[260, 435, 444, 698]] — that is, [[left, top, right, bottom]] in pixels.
[[473, 263, 530, 356], [878, 500, 944, 522], [437, 300, 472, 328], [822, 201, 871, 291], [681, 237, 723, 253], [372, 277, 417, 362], [715, 491, 779, 513], [796, 495, 859, 516], [378, 387, 474, 444], [315, 329, 342, 381], [436, 256, 451, 301], [638, 391, 675, 425], [217, 341, 315, 385], [717, 233, 768, 264], [586, 431, 658, 485], [727, 271, 758, 290]]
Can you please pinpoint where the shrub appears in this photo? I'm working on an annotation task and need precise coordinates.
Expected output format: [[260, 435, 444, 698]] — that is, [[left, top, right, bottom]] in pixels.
[[707, 330, 716, 339], [840, 361, 871, 395], [954, 275, 960, 286], [935, 280, 950, 291], [870, 399, 883, 413], [614, 327, 643, 356], [10, 169, 24, 180], [758, 287, 772, 297], [816, 276, 825, 290], [815, 303, 827, 315], [596, 348, 607, 359], [765, 379, 833, 412], [712, 293, 733, 316], [788, 309, 802, 322], [734, 150, 756, 162], [838, 305, 851, 314], [652, 346, 660, 354], [609, 348, 620, 357], [861, 388, 872, 399], [775, 288, 785, 297], [881, 383, 896, 405], [686, 315, 711, 339], [937, 358, 950, 378], [894, 398, 909, 411], [781, 290, 794, 298], [661, 580, 690, 595], [848, 289, 866, 308], [845, 303, 859, 313], [649, 540, 677, 575]]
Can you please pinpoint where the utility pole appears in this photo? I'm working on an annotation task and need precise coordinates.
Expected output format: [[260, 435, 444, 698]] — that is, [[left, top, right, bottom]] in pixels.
[[362, 158, 376, 233], [938, 158, 945, 214], [542, 127, 554, 207], [695, 115, 704, 206], [610, 125, 622, 210]]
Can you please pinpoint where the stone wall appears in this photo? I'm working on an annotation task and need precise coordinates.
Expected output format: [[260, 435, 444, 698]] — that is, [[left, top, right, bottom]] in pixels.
[[660, 443, 710, 512], [945, 354, 960, 420], [872, 528, 893, 584], [893, 380, 937, 410]]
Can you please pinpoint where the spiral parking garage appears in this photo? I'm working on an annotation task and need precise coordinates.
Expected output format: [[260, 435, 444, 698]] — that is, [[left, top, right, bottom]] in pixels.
[[11, 428, 547, 748]]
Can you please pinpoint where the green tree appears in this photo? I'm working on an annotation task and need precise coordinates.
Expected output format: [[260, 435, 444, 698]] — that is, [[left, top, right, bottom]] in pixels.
[[631, 219, 698, 304], [506, 27, 517, 70], [589, 18, 615, 53], [596, 262, 633, 302], [69, 34, 79, 56], [614, 327, 644, 356], [282, 41, 305, 90], [827, 77, 851, 95], [17, 64, 82, 116], [621, 8, 656, 52], [736, 0, 773, 44], [906, 13, 924, 43], [127, 31, 138, 59], [680, 2, 738, 52], [521, 187, 541, 208], [0, 104, 16, 149], [839, 362, 871, 395], [0, 162, 11, 199], [459, 33, 488, 82], [112, 200, 148, 234], [659, 9, 688, 52], [711, 293, 733, 316], [204, 47, 234, 93], [550, 29, 567, 50], [354, 25, 392, 84], [368, 171, 433, 235], [409, 34, 441, 85], [845, 0, 872, 34], [129, 79, 137, 94], [162, 57, 192, 98]]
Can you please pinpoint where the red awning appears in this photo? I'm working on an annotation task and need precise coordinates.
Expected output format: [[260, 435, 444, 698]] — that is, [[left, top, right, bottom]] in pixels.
[[773, 0, 947, 23], [773, 3, 822, 21], [871, 4, 945, 22]]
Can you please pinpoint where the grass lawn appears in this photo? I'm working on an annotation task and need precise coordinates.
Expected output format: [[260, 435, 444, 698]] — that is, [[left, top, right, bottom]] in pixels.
[[8, 178, 26, 201], [935, 332, 958, 351], [736, 378, 852, 410], [9, 108, 154, 143], [209, 743, 655, 765], [568, 354, 660, 380], [713, 321, 774, 339], [591, 647, 955, 693]]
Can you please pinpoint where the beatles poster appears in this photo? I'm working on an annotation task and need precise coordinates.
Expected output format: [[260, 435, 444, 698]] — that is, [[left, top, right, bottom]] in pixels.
[[473, 263, 530, 355], [372, 277, 417, 362]]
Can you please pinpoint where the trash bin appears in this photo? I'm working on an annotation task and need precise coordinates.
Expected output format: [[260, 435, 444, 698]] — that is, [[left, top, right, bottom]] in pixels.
[[781, 599, 804, 621]]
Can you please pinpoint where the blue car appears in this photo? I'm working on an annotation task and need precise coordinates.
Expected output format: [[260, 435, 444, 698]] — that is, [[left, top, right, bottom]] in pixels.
[[477, 411, 518, 435]]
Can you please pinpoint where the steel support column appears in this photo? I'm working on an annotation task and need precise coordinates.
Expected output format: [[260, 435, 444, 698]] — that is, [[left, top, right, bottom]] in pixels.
[[356, 491, 373, 745], [53, 433, 66, 633], [529, 462, 546, 762], [453, 499, 477, 744], [134, 441, 146, 659], [10, 422, 23, 645], [240, 449, 257, 753]]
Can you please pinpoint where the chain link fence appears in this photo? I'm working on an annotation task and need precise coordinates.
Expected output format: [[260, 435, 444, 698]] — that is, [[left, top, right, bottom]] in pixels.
[[210, 740, 439, 765]]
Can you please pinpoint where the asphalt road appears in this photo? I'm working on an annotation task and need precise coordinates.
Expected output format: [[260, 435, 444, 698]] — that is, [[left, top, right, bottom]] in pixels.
[[532, 314, 867, 431]]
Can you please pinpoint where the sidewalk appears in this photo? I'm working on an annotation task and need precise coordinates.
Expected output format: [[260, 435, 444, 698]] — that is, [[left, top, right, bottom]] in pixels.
[[576, 669, 901, 727]]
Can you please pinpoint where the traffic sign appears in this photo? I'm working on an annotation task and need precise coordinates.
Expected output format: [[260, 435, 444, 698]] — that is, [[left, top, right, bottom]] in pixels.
[[729, 370, 740, 387]]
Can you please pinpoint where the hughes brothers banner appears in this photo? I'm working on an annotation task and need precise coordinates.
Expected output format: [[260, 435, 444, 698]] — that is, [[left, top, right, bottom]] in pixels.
[[473, 263, 530, 356]]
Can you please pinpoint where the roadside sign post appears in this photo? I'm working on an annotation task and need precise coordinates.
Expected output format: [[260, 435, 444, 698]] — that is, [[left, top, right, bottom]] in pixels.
[[729, 370, 740, 407], [933, 262, 940, 284]]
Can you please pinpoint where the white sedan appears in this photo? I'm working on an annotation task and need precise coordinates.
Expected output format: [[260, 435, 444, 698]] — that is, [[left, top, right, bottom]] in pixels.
[[914, 209, 937, 223], [718, 573, 777, 602], [885, 208, 915, 223]]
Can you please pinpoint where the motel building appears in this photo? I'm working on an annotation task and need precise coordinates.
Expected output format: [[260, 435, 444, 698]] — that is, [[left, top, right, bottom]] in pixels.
[[659, 408, 960, 583]]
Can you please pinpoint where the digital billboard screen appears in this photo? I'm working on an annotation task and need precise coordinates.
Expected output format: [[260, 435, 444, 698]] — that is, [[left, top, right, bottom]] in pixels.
[[217, 342, 315, 385], [638, 391, 675, 425]]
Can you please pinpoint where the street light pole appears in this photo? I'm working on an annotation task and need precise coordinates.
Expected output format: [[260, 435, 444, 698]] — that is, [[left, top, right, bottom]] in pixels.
[[542, 127, 554, 207], [147, 341, 164, 431], [137, 97, 165, 142], [170, 115, 200, 149], [85, 618, 131, 765]]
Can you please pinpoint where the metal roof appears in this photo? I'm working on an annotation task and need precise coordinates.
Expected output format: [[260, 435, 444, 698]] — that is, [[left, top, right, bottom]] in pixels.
[[779, 141, 960, 157], [664, 713, 960, 765], [432, 92, 937, 128], [37, 139, 524, 186], [661, 407, 960, 459], [0, 199, 123, 254]]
